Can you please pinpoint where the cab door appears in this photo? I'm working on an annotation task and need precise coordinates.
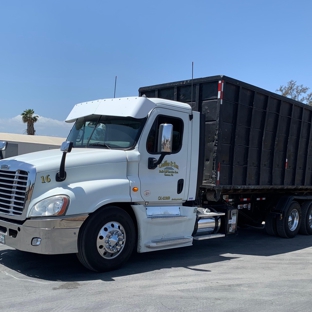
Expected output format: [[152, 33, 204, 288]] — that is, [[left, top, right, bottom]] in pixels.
[[138, 108, 190, 204]]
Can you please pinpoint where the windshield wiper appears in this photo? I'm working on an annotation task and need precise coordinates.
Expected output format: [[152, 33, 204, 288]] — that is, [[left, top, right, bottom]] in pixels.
[[88, 142, 111, 149]]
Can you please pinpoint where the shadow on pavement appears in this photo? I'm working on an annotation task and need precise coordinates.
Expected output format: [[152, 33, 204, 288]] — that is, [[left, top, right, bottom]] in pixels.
[[0, 227, 311, 282]]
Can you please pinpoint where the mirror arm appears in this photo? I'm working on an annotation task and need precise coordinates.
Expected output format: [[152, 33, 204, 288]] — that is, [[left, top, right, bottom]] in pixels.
[[56, 141, 73, 182], [56, 153, 68, 182], [148, 153, 168, 170]]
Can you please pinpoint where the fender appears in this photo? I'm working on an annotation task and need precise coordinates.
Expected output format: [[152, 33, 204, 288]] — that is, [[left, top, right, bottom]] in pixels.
[[28, 178, 133, 217]]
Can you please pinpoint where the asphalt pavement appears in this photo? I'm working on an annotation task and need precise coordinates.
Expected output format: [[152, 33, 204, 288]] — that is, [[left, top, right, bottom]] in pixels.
[[1, 227, 312, 311]]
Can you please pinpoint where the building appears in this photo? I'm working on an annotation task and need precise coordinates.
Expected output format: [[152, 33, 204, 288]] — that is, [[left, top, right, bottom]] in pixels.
[[0, 133, 65, 158]]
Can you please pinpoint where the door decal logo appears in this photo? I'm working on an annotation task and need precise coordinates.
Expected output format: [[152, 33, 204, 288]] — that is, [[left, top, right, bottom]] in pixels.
[[144, 190, 151, 196], [159, 161, 179, 176]]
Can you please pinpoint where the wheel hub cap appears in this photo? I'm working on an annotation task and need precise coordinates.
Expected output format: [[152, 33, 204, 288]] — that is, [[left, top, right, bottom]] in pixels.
[[308, 212, 312, 229], [97, 221, 126, 259], [288, 209, 299, 232]]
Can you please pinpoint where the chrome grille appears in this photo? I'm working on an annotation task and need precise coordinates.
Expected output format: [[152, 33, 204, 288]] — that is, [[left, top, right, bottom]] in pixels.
[[0, 169, 28, 215]]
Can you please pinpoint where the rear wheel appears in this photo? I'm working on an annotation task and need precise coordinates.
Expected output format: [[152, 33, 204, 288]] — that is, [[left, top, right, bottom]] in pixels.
[[299, 201, 312, 235], [77, 206, 136, 272], [276, 201, 301, 238]]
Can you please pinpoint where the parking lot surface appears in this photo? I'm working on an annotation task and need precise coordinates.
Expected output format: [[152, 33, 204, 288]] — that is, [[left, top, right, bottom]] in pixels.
[[1, 227, 312, 312]]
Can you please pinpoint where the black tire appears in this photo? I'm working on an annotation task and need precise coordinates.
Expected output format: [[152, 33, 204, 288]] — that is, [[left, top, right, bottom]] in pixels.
[[276, 201, 301, 238], [299, 201, 312, 235], [265, 213, 277, 236], [77, 206, 135, 272]]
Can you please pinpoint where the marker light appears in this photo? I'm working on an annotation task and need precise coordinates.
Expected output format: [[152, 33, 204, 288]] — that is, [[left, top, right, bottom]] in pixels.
[[31, 237, 42, 246]]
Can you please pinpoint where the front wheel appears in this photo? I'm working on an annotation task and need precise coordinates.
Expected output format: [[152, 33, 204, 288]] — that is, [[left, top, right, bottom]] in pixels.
[[77, 206, 136, 272], [276, 201, 301, 238]]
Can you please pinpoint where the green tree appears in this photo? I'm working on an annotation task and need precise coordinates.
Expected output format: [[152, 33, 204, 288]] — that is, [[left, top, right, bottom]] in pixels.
[[21, 109, 39, 135], [276, 80, 312, 105]]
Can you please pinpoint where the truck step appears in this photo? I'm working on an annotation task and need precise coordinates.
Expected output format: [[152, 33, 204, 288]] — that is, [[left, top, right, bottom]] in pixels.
[[148, 215, 187, 219], [145, 236, 192, 249], [197, 212, 225, 218], [193, 233, 225, 241]]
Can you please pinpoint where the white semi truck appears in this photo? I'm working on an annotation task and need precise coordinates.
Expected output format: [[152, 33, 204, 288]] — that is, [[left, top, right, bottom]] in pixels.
[[1, 75, 311, 272]]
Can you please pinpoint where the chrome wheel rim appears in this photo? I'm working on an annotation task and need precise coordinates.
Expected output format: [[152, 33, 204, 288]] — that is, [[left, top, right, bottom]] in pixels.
[[308, 210, 312, 229], [97, 221, 126, 259], [288, 209, 299, 232]]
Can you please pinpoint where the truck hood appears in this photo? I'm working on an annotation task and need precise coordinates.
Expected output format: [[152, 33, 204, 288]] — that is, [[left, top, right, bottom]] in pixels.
[[0, 148, 139, 220], [4, 148, 128, 172]]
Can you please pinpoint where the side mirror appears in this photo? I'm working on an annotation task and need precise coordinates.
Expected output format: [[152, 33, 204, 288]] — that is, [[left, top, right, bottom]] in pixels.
[[0, 141, 8, 151], [157, 124, 173, 153], [60, 141, 73, 153], [148, 123, 173, 170], [0, 141, 8, 160]]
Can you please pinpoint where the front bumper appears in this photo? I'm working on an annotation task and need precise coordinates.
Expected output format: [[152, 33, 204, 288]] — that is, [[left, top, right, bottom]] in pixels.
[[0, 215, 88, 254]]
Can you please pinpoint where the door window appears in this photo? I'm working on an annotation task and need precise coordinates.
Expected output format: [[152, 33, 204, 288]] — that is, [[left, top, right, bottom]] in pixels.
[[146, 115, 184, 154]]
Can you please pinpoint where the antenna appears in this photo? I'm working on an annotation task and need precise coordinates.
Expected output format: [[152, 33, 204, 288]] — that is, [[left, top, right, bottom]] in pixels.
[[114, 76, 117, 98], [191, 62, 194, 104]]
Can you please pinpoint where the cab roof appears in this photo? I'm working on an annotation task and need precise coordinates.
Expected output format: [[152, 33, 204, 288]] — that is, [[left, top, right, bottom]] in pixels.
[[65, 96, 192, 122]]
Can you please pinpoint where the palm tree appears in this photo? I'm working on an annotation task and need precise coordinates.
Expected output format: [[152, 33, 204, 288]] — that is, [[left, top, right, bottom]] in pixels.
[[21, 109, 39, 135]]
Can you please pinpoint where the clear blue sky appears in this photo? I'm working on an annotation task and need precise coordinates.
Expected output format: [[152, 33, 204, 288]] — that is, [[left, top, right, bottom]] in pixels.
[[0, 0, 311, 137]]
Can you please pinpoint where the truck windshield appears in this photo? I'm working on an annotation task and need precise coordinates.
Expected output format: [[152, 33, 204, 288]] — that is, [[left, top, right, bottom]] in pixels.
[[67, 115, 146, 149]]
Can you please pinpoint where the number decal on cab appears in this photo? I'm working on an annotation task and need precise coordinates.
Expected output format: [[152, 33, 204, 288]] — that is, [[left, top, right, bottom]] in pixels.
[[40, 175, 51, 183]]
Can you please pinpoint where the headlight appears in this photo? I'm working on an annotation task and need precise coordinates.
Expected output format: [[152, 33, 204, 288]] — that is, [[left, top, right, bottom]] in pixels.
[[29, 195, 70, 217]]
